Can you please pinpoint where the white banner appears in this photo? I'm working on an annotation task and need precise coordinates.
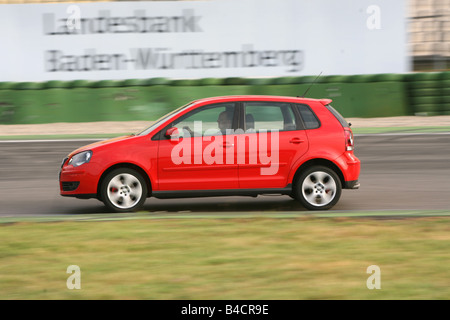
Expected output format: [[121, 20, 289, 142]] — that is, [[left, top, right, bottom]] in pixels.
[[0, 0, 408, 82]]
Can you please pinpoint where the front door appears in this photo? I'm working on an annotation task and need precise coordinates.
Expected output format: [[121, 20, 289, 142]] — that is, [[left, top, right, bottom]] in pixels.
[[157, 103, 239, 191]]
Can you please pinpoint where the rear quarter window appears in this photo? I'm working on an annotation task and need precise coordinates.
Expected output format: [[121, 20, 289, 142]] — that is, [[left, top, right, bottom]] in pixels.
[[296, 104, 320, 129]]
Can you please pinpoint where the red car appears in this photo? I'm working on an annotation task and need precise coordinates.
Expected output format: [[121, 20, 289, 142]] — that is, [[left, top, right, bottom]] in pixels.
[[60, 95, 360, 212]]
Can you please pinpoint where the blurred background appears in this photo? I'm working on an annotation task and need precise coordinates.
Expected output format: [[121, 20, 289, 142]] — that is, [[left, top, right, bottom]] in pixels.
[[0, 2, 449, 300], [0, 0, 449, 124]]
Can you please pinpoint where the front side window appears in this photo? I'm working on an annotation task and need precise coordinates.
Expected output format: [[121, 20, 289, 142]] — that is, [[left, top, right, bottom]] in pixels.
[[170, 103, 236, 138], [244, 102, 297, 132]]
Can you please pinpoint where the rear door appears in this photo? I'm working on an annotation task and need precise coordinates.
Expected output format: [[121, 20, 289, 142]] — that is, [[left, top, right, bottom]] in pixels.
[[238, 101, 309, 189]]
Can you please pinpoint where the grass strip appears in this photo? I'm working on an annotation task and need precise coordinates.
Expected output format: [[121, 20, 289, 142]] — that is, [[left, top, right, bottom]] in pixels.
[[0, 212, 448, 299], [352, 126, 450, 134], [1, 210, 449, 224], [0, 133, 122, 141]]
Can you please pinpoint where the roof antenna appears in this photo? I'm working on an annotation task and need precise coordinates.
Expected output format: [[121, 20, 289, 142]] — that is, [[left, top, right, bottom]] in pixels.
[[300, 71, 323, 98]]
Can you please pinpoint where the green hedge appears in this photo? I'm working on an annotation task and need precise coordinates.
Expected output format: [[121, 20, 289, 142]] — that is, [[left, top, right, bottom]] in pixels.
[[403, 72, 450, 115], [0, 72, 449, 124]]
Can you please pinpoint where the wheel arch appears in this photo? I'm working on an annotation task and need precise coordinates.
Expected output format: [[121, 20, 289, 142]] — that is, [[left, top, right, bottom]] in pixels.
[[291, 158, 345, 192], [97, 163, 153, 200]]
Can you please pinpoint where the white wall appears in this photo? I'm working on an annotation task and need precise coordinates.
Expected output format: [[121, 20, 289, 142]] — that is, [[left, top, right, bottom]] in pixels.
[[0, 0, 409, 82]]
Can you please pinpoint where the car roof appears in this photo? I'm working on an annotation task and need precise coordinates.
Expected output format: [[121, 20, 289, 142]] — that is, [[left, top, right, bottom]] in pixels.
[[191, 95, 332, 106]]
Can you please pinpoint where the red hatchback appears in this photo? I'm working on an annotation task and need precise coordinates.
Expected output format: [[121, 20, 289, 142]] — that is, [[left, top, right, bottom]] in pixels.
[[60, 95, 360, 212]]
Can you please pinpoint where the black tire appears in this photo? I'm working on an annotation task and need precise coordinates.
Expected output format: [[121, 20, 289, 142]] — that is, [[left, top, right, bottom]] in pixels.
[[100, 168, 148, 213], [293, 166, 342, 210]]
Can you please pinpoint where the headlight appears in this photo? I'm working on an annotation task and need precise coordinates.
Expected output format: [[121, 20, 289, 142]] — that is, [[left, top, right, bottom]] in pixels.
[[61, 157, 68, 168], [68, 150, 92, 167]]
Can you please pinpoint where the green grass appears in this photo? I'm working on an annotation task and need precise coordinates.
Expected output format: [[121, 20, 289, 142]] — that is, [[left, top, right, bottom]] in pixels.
[[0, 215, 449, 299], [352, 126, 450, 134], [0, 133, 124, 140]]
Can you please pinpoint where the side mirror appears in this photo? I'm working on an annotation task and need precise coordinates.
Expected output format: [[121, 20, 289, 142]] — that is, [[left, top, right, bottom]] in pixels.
[[165, 127, 180, 140]]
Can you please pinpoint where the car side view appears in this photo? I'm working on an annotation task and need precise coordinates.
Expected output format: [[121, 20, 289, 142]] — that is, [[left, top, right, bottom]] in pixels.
[[59, 95, 360, 212]]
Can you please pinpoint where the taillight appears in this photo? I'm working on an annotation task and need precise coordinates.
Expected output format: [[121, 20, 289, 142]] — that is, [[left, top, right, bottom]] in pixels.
[[344, 128, 354, 151]]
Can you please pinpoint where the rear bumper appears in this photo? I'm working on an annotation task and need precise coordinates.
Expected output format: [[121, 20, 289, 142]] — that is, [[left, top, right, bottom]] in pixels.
[[335, 152, 361, 189], [344, 180, 360, 189]]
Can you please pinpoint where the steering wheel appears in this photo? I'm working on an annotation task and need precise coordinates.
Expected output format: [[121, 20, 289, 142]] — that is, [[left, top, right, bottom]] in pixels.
[[182, 126, 194, 137]]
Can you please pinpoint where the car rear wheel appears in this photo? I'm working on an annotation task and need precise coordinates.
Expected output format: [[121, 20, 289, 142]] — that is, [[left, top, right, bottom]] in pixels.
[[294, 166, 341, 210], [101, 168, 147, 213]]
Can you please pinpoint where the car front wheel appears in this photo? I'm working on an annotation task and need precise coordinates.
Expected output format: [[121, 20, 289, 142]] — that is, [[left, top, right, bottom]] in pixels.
[[294, 166, 342, 210], [101, 168, 147, 213]]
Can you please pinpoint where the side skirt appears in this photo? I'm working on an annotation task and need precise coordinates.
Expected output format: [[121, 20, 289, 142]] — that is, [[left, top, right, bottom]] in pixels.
[[152, 185, 292, 199]]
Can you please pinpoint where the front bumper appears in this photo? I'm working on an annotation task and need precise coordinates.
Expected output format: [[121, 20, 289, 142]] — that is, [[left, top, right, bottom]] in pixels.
[[61, 181, 80, 191], [59, 164, 99, 197]]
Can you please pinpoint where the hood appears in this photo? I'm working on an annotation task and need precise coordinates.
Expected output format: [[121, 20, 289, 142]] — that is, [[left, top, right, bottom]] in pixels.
[[68, 135, 134, 158]]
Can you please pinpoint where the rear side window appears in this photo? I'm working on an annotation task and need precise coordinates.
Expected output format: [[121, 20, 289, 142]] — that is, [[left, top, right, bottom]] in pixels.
[[326, 105, 349, 128], [296, 104, 320, 129], [244, 102, 297, 131]]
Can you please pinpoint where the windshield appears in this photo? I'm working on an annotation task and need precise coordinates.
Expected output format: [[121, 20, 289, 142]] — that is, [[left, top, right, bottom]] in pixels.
[[136, 102, 195, 136]]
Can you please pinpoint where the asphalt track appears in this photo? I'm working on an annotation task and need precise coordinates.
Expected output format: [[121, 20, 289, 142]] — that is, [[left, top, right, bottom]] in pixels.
[[0, 133, 449, 218]]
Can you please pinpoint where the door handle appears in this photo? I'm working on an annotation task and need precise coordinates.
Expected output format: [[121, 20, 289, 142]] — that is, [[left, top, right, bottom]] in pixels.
[[289, 138, 305, 144], [222, 142, 234, 148]]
